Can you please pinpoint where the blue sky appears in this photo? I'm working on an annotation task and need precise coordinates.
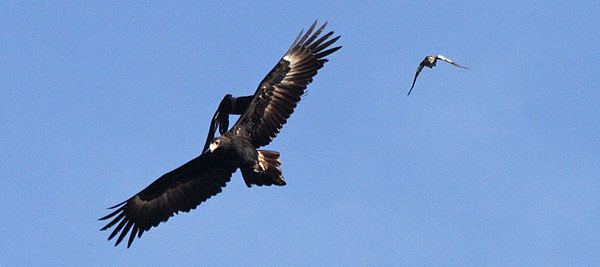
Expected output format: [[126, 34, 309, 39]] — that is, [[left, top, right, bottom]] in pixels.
[[2, 1, 599, 266]]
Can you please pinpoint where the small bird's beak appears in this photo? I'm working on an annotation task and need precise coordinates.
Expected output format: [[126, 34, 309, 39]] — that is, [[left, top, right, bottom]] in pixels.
[[209, 143, 218, 153]]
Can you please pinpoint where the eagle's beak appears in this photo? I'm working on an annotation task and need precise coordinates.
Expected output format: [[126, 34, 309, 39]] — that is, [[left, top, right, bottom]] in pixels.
[[209, 143, 218, 153]]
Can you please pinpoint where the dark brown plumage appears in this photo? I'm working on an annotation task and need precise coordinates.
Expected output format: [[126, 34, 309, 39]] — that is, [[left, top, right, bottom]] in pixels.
[[99, 21, 341, 248], [408, 55, 469, 96]]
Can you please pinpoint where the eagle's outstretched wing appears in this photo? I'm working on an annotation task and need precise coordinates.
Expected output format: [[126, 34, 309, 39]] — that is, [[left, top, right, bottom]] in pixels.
[[231, 21, 341, 148], [99, 151, 237, 248]]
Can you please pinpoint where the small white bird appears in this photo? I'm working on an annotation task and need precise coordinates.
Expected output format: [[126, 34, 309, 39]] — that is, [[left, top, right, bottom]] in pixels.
[[408, 55, 469, 96]]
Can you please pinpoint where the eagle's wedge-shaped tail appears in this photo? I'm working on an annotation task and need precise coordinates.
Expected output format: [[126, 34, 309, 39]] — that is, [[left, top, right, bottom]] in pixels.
[[241, 150, 285, 187]]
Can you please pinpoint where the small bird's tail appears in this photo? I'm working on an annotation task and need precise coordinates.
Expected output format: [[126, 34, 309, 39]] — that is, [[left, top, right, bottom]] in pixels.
[[241, 150, 286, 187]]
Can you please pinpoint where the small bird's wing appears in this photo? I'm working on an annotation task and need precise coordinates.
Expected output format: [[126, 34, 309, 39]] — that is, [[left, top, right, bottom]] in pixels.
[[436, 55, 469, 69], [202, 95, 254, 153], [203, 106, 224, 153], [230, 95, 253, 114], [99, 152, 237, 248], [408, 63, 426, 96], [231, 21, 341, 148]]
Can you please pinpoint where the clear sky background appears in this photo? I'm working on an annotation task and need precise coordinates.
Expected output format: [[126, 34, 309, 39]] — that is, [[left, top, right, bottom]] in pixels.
[[2, 1, 599, 266]]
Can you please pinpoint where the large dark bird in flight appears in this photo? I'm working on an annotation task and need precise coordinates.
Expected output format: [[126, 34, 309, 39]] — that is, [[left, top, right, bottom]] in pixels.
[[408, 55, 469, 96], [100, 21, 341, 248]]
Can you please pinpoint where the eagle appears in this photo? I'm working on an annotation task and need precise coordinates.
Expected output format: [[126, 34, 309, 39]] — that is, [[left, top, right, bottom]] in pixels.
[[99, 21, 341, 248], [408, 55, 469, 96]]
